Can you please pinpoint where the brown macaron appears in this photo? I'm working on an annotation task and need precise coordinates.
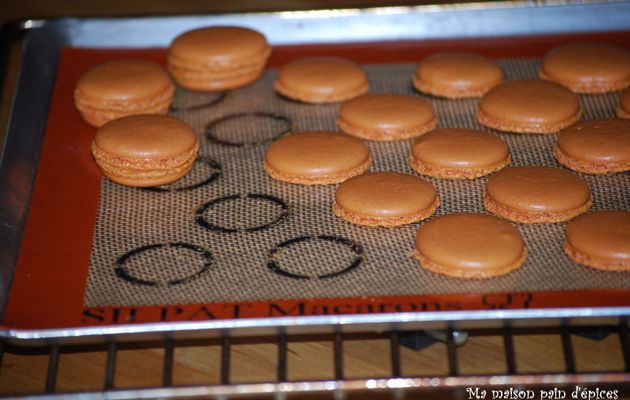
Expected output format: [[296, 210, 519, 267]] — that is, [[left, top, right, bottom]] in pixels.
[[91, 115, 199, 187], [337, 93, 437, 141], [412, 52, 503, 98], [263, 131, 371, 185], [484, 166, 592, 224], [168, 26, 271, 91], [477, 79, 582, 134], [554, 118, 630, 174], [74, 59, 175, 127], [414, 213, 528, 279], [409, 128, 510, 179], [539, 42, 630, 93], [275, 57, 369, 103], [333, 172, 439, 227], [618, 88, 630, 119], [564, 211, 630, 271]]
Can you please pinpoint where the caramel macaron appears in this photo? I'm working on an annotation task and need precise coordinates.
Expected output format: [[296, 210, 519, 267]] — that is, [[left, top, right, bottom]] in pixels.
[[484, 166, 592, 223], [168, 26, 271, 91], [412, 52, 503, 98], [554, 118, 630, 174], [564, 210, 630, 271], [275, 57, 369, 103], [618, 88, 630, 118], [477, 79, 581, 134], [415, 213, 527, 279], [333, 172, 439, 227], [539, 42, 630, 93], [74, 59, 175, 127], [264, 131, 371, 185], [409, 128, 510, 179], [91, 115, 199, 187], [337, 93, 437, 141]]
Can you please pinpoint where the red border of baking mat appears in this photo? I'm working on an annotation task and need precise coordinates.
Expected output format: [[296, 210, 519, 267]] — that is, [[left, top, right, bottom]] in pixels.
[[4, 32, 630, 329]]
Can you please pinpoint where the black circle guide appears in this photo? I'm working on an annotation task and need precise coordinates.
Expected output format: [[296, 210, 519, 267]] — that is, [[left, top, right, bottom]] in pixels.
[[195, 193, 289, 233], [204, 112, 292, 147], [115, 242, 213, 286], [267, 235, 364, 280], [169, 91, 226, 112]]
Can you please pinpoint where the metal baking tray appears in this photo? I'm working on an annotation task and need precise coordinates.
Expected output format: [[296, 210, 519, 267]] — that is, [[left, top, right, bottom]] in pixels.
[[1, 1, 630, 344]]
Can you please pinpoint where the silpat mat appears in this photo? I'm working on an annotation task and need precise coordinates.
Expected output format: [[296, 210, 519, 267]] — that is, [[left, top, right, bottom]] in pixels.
[[84, 58, 630, 308]]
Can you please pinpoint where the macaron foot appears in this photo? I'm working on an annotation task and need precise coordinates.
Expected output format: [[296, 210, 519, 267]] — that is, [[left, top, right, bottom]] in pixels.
[[554, 146, 630, 174], [563, 241, 630, 272], [333, 197, 439, 228], [414, 247, 527, 279], [483, 192, 592, 224]]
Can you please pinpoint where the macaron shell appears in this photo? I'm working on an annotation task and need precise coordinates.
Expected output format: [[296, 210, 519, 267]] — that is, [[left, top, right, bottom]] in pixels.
[[539, 42, 630, 93], [554, 118, 630, 173], [169, 26, 271, 66], [409, 128, 510, 179], [618, 88, 630, 118], [75, 59, 174, 102], [94, 150, 197, 187], [412, 52, 503, 98], [263, 131, 372, 184], [333, 172, 439, 227], [74, 59, 175, 127], [564, 210, 630, 271], [92, 115, 199, 187], [275, 57, 369, 103], [337, 93, 437, 140], [94, 115, 198, 159], [92, 141, 198, 173], [167, 26, 271, 91], [415, 213, 527, 278], [484, 166, 592, 223], [168, 65, 267, 91], [477, 79, 581, 134], [107, 172, 193, 188], [75, 95, 172, 128]]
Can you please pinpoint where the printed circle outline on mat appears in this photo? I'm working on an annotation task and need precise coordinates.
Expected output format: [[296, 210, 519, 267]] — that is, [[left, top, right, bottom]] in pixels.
[[169, 91, 227, 112], [204, 112, 292, 147], [114, 242, 213, 287], [267, 235, 364, 280], [143, 156, 222, 192], [195, 193, 289, 233]]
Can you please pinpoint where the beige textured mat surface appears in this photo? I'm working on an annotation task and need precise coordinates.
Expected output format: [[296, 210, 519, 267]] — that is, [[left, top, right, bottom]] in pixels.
[[84, 58, 629, 307]]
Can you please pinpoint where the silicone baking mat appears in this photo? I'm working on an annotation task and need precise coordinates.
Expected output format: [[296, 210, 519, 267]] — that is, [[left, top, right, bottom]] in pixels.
[[85, 60, 629, 307], [4, 34, 630, 330]]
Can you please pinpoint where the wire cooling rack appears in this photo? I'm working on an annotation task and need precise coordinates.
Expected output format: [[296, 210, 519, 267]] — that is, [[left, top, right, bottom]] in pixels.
[[2, 323, 629, 398]]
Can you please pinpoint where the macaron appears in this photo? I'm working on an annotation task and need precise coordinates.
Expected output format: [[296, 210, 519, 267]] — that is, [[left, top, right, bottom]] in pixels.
[[554, 118, 630, 174], [412, 52, 503, 98], [539, 42, 630, 93], [564, 210, 630, 271], [91, 115, 199, 187], [333, 172, 439, 227], [263, 131, 371, 185], [74, 59, 175, 127], [409, 128, 510, 179], [274, 57, 369, 103], [336, 93, 437, 141], [477, 79, 581, 134], [168, 26, 271, 91], [414, 213, 527, 279], [618, 88, 630, 118], [483, 166, 592, 224]]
